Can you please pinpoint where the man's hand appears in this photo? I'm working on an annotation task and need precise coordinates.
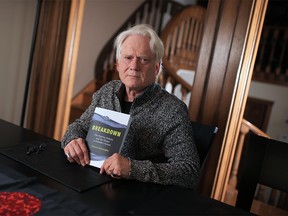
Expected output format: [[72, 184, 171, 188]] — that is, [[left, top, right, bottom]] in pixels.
[[64, 138, 90, 166], [100, 153, 130, 179]]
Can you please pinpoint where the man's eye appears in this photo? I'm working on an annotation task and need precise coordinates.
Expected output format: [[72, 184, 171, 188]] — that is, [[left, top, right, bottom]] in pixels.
[[140, 58, 149, 64], [123, 56, 132, 61]]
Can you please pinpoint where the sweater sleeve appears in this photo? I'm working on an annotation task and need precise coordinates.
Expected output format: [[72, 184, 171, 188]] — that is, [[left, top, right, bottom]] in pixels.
[[61, 91, 100, 148], [61, 80, 122, 148], [128, 104, 200, 189]]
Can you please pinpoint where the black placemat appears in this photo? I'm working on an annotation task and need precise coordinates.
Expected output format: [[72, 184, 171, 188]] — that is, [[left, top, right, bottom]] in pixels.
[[0, 140, 111, 192], [0, 165, 102, 215]]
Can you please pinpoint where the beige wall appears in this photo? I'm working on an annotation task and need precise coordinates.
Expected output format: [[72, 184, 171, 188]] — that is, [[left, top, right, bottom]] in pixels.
[[249, 81, 288, 142], [0, 0, 37, 125]]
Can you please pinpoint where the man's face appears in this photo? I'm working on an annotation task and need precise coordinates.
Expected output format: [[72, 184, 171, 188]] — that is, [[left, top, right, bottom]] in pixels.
[[116, 35, 160, 92]]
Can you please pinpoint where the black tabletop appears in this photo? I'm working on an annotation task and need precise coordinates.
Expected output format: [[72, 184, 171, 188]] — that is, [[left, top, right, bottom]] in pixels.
[[0, 119, 252, 215]]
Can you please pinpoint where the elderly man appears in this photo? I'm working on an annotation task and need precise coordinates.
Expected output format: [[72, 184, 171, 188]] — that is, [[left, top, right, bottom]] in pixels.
[[61, 24, 200, 189]]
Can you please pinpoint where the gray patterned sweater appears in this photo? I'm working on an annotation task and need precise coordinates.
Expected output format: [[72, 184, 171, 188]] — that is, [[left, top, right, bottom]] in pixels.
[[61, 80, 200, 189]]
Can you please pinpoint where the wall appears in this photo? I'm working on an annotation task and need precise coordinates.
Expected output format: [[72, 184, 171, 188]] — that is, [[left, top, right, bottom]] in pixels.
[[248, 81, 288, 142], [0, 0, 37, 125]]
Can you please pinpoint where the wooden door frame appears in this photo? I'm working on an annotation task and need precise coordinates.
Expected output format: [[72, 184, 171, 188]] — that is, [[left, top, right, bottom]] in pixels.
[[211, 0, 268, 201], [53, 0, 268, 199], [190, 0, 268, 199], [26, 0, 72, 137], [54, 0, 85, 140]]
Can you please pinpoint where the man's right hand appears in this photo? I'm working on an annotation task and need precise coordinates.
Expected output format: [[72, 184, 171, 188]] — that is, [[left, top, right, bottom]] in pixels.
[[63, 138, 90, 166]]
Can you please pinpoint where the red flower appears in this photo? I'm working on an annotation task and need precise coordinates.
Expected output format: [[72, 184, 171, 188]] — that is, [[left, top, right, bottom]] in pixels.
[[0, 192, 41, 216]]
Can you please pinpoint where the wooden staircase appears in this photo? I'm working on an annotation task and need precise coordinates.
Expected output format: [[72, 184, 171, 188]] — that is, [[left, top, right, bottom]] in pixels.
[[69, 80, 96, 123]]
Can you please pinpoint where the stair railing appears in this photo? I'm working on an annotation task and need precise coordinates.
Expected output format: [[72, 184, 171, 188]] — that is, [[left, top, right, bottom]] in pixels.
[[227, 119, 288, 212], [229, 119, 269, 190], [253, 25, 288, 87]]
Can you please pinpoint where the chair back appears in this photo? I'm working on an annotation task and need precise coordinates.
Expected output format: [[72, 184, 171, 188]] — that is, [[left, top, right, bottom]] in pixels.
[[191, 121, 218, 167], [236, 133, 288, 211]]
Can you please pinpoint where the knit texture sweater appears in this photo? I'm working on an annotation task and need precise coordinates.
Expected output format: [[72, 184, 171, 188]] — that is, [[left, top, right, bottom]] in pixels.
[[61, 80, 200, 189]]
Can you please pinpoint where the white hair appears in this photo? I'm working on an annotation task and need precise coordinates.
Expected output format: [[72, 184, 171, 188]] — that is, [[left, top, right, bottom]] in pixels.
[[114, 24, 164, 63]]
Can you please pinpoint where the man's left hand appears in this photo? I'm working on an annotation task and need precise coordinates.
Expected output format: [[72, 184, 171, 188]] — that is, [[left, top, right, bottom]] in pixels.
[[100, 153, 130, 179]]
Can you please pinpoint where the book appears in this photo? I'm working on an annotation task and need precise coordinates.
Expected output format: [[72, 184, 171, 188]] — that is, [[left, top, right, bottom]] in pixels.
[[86, 107, 131, 168]]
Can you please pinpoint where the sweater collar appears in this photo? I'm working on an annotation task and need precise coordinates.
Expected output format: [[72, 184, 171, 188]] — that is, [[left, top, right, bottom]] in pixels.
[[115, 81, 161, 103]]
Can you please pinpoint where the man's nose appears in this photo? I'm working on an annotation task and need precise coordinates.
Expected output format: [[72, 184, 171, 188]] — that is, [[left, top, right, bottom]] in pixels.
[[129, 57, 140, 68]]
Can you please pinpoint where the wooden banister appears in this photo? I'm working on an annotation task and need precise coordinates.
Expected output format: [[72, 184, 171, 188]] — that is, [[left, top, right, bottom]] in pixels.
[[253, 26, 288, 87], [226, 118, 288, 214], [229, 119, 270, 189], [156, 5, 206, 106], [229, 119, 270, 190], [241, 119, 270, 138]]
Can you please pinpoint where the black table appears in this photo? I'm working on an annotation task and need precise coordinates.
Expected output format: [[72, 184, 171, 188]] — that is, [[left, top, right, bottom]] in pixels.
[[0, 119, 251, 215]]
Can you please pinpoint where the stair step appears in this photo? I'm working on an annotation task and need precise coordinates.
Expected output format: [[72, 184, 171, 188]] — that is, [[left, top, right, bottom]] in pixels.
[[72, 91, 93, 107], [69, 79, 97, 123], [82, 91, 93, 107], [69, 104, 87, 123]]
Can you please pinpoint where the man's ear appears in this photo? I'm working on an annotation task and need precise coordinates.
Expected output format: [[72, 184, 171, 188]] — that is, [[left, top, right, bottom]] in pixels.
[[116, 59, 119, 71], [155, 62, 161, 76]]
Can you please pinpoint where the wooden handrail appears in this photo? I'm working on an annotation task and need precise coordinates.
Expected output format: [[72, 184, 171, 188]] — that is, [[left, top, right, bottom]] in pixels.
[[228, 119, 288, 212], [242, 118, 270, 138], [228, 118, 269, 189], [226, 118, 272, 206]]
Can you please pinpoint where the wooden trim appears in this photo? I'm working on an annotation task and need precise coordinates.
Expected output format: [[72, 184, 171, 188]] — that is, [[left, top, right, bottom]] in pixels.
[[212, 0, 268, 201], [189, 0, 220, 121], [26, 0, 71, 137], [193, 0, 254, 197], [53, 0, 85, 141]]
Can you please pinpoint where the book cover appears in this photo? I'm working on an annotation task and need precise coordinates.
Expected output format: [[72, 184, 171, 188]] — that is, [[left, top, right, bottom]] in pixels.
[[86, 107, 131, 168]]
